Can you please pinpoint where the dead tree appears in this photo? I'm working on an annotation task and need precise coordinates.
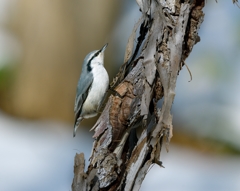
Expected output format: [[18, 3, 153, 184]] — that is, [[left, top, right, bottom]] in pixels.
[[71, 0, 238, 190]]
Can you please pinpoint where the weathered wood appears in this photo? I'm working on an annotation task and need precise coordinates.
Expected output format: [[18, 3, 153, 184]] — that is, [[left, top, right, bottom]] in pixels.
[[72, 0, 205, 190], [72, 153, 86, 191]]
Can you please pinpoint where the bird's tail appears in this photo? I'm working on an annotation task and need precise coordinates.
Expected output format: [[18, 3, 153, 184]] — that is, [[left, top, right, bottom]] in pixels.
[[73, 117, 82, 137]]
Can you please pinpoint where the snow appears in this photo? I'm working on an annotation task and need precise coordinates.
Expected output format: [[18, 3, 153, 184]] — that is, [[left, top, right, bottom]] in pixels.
[[1, 111, 240, 191]]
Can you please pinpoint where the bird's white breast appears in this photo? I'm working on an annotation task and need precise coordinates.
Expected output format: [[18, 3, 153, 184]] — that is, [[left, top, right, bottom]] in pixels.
[[81, 63, 109, 118]]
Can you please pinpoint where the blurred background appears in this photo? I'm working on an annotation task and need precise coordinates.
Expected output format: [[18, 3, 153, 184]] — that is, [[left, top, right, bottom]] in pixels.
[[0, 0, 240, 191]]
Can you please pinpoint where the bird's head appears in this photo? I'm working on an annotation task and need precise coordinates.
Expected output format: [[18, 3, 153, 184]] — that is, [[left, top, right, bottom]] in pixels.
[[83, 43, 108, 71]]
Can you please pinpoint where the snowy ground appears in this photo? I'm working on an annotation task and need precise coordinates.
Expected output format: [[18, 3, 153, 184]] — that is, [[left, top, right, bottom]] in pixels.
[[0, 111, 240, 191]]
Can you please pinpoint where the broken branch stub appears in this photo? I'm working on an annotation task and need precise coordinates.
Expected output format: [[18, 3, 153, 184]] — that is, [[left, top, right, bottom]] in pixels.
[[72, 0, 205, 191]]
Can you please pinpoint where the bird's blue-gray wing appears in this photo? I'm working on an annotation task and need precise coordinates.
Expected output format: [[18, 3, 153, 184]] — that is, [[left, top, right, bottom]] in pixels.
[[74, 72, 93, 121]]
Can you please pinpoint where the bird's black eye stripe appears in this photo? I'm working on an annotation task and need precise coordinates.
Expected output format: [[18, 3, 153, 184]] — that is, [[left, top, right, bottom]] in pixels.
[[95, 50, 100, 57], [87, 50, 101, 72]]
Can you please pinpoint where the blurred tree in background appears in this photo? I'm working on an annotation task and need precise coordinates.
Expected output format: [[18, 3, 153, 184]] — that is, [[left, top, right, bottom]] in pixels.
[[0, 0, 120, 122], [0, 0, 239, 154]]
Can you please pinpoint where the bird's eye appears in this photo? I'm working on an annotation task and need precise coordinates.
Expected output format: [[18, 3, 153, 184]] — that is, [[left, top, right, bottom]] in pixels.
[[95, 51, 100, 57]]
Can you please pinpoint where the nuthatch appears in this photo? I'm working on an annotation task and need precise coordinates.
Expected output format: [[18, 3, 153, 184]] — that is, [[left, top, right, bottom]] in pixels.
[[73, 44, 109, 137]]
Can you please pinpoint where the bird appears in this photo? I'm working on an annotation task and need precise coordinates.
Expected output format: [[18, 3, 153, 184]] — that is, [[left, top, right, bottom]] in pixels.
[[73, 43, 109, 137]]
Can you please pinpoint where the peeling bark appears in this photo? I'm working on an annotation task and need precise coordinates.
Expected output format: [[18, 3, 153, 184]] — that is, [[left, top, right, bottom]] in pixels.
[[72, 0, 205, 190]]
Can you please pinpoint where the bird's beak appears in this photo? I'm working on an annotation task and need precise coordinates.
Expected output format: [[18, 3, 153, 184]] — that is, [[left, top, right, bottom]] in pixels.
[[100, 43, 108, 53]]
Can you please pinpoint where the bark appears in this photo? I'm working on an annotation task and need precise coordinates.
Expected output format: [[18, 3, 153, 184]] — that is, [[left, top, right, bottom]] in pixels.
[[72, 0, 205, 190]]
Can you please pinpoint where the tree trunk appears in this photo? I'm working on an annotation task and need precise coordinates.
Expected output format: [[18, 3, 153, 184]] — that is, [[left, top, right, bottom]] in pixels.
[[72, 0, 205, 190]]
